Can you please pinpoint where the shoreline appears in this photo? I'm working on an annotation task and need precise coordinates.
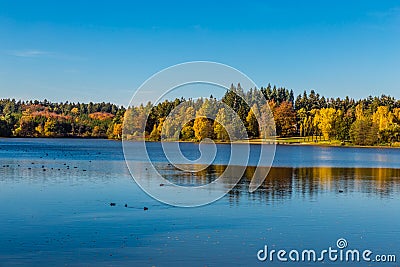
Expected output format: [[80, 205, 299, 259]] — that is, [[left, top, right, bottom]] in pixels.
[[2, 136, 400, 149]]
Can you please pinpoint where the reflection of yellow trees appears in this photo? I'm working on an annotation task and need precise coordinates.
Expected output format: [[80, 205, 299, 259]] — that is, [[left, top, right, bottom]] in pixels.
[[264, 167, 292, 184], [257, 167, 399, 199], [227, 166, 400, 196], [355, 168, 400, 193], [163, 165, 400, 203], [297, 167, 400, 196]]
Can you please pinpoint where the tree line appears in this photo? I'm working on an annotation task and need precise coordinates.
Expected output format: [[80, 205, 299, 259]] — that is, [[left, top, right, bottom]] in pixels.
[[1, 83, 400, 146], [0, 99, 125, 139]]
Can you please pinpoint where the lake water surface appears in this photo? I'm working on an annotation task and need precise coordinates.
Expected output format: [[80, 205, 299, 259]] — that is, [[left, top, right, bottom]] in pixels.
[[0, 139, 399, 266]]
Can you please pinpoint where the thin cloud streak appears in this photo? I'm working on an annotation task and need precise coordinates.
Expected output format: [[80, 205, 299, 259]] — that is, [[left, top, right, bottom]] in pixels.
[[8, 49, 54, 58], [5, 49, 87, 61]]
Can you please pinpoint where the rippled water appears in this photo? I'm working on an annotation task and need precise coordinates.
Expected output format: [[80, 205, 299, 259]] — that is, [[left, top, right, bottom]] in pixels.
[[0, 139, 399, 266]]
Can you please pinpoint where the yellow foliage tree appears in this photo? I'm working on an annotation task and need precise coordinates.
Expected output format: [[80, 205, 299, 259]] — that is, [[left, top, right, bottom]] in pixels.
[[149, 118, 164, 141], [92, 126, 101, 137], [314, 108, 339, 140], [180, 124, 195, 140], [44, 118, 56, 137], [112, 123, 122, 139], [71, 107, 79, 115], [355, 104, 365, 121], [372, 106, 393, 132], [35, 124, 44, 136], [193, 117, 213, 141], [214, 108, 229, 141], [246, 105, 259, 138]]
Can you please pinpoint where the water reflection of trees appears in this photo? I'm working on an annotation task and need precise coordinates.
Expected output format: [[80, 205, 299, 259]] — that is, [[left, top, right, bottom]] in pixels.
[[228, 167, 294, 204], [164, 165, 400, 203]]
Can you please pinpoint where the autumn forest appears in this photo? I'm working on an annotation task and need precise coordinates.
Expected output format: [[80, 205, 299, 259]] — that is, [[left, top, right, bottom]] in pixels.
[[1, 83, 400, 147]]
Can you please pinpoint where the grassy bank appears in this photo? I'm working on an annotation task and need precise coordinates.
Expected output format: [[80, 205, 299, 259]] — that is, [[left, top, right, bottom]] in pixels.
[[244, 136, 400, 148]]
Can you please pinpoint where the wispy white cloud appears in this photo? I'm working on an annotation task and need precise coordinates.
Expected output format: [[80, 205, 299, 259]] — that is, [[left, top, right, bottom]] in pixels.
[[8, 49, 54, 58], [5, 49, 87, 61]]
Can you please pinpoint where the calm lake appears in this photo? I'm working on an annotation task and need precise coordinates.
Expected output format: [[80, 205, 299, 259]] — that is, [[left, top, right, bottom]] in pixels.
[[0, 139, 399, 266]]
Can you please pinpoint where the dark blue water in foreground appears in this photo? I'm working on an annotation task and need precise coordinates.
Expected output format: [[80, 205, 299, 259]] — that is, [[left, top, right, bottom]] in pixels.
[[0, 139, 399, 266]]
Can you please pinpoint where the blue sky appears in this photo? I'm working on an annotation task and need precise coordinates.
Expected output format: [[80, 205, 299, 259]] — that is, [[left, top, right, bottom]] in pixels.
[[0, 0, 399, 106]]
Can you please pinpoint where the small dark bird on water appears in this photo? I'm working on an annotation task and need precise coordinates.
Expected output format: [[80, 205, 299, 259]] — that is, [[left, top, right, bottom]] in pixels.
[[143, 207, 148, 211], [339, 190, 344, 193], [124, 204, 128, 207], [110, 203, 116, 206]]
